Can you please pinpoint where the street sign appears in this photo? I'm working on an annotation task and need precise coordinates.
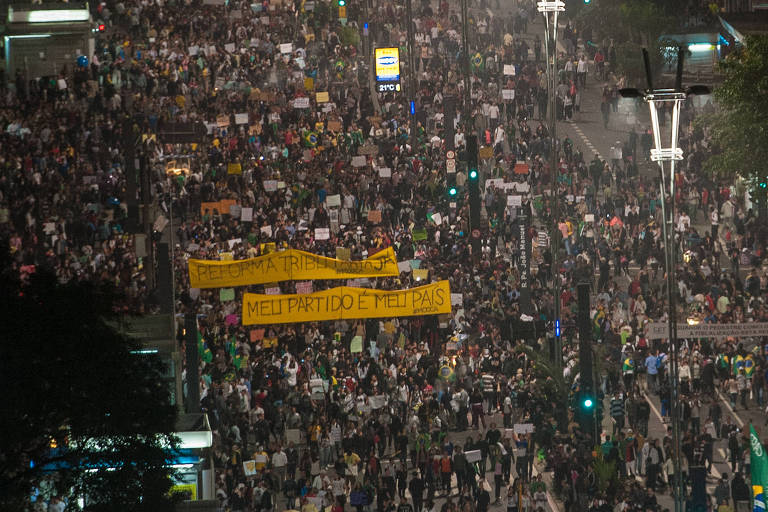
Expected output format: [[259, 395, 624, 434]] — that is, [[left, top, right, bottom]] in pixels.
[[645, 322, 768, 340], [446, 159, 456, 173], [446, 150, 455, 160]]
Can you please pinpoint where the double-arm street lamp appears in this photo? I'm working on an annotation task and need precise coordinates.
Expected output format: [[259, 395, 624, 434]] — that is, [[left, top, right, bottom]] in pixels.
[[537, 0, 565, 370], [621, 48, 709, 512]]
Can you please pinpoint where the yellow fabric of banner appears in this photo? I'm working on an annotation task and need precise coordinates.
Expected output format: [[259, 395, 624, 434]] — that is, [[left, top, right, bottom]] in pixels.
[[188, 247, 399, 289], [242, 280, 451, 325]]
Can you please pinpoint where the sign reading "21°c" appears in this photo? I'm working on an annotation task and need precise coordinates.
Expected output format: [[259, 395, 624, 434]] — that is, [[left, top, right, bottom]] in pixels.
[[375, 47, 401, 93]]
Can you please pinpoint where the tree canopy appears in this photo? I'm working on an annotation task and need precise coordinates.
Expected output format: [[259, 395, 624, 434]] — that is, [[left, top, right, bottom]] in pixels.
[[701, 35, 768, 184], [0, 240, 180, 511]]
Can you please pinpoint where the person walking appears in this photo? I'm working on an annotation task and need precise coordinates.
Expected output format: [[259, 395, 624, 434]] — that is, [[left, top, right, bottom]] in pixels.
[[711, 206, 720, 241], [645, 350, 659, 394], [409, 471, 424, 512], [610, 391, 626, 436]]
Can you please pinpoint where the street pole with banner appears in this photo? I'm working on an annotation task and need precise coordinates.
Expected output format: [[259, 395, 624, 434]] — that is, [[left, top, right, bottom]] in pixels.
[[620, 48, 709, 512], [537, 0, 564, 368]]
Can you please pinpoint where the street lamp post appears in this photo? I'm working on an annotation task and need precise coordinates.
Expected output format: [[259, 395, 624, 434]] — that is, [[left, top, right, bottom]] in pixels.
[[537, 0, 564, 368], [620, 48, 709, 512]]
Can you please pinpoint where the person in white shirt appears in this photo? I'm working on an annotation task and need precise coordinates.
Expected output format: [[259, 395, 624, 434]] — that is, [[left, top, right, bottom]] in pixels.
[[272, 445, 288, 491]]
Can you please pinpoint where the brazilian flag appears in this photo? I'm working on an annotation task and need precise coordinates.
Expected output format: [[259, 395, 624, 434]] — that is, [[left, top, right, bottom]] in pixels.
[[471, 52, 484, 73], [745, 354, 755, 378], [303, 131, 318, 147], [334, 59, 345, 78], [622, 358, 634, 373], [592, 308, 605, 337], [438, 364, 456, 382], [733, 354, 745, 376], [750, 424, 768, 511], [197, 332, 213, 363]]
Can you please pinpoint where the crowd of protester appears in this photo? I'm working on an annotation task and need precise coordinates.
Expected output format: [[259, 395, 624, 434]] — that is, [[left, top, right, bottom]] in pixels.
[[3, 0, 768, 510]]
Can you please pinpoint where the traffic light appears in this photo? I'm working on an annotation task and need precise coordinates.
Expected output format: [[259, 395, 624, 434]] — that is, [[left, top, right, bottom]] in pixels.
[[448, 186, 458, 197], [577, 389, 596, 436], [337, 0, 345, 5], [338, 0, 346, 19], [467, 135, 480, 229], [583, 0, 591, 4]]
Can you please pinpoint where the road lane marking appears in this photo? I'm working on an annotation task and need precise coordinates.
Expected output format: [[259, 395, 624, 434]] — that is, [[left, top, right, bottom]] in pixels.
[[716, 390, 745, 428], [643, 392, 721, 482]]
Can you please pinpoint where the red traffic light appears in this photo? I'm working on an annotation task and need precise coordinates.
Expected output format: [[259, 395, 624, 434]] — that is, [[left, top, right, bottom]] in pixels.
[[98, 23, 105, 32]]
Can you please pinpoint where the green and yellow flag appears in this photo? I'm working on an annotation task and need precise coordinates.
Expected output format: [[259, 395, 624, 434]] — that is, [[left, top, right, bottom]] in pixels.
[[750, 424, 768, 511], [746, 355, 755, 378]]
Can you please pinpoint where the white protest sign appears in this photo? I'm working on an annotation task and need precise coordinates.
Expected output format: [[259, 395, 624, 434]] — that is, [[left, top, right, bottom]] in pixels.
[[513, 182, 531, 193], [378, 167, 392, 178], [450, 293, 463, 306], [280, 43, 293, 54], [485, 178, 504, 189], [263, 180, 278, 192], [503, 64, 515, 75], [645, 321, 768, 340], [465, 450, 482, 463], [326, 194, 341, 208], [243, 460, 258, 476], [293, 97, 310, 109], [241, 207, 254, 222], [507, 195, 522, 207], [514, 423, 535, 434], [224, 43, 236, 53], [370, 395, 387, 409], [235, 112, 249, 125], [502, 89, 515, 100], [351, 155, 367, 167], [315, 228, 330, 240], [260, 225, 273, 237]]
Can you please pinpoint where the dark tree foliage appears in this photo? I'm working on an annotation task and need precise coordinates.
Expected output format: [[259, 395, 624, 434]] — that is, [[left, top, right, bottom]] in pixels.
[[700, 35, 768, 186], [0, 240, 180, 511]]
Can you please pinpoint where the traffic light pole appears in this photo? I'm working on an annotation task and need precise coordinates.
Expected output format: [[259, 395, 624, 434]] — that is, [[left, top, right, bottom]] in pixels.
[[538, 1, 563, 369]]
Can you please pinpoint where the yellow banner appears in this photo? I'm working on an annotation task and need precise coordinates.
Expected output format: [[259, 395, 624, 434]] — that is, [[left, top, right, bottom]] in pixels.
[[242, 280, 451, 325], [188, 247, 399, 289]]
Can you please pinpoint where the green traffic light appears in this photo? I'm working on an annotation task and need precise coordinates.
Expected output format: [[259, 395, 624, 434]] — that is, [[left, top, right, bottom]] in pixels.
[[583, 398, 594, 408], [449, 187, 457, 196], [338, 0, 346, 5], [469, 169, 478, 180], [584, 0, 590, 4], [760, 182, 767, 189]]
